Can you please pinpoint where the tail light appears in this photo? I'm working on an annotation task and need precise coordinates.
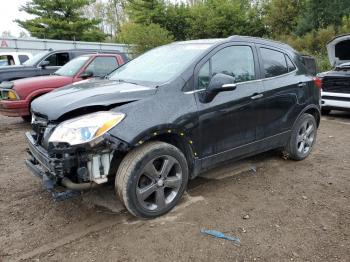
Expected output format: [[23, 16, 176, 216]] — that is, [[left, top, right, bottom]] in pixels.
[[313, 77, 322, 89]]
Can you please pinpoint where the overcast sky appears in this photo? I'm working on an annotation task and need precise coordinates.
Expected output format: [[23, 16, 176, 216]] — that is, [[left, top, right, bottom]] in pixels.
[[0, 0, 32, 37]]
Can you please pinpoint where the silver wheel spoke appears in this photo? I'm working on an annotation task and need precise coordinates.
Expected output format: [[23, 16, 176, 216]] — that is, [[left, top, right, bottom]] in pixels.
[[306, 136, 314, 146], [160, 157, 176, 178], [144, 162, 159, 179], [137, 183, 157, 201], [156, 188, 166, 209], [298, 141, 305, 152], [164, 176, 182, 189], [306, 124, 314, 136], [297, 135, 304, 143]]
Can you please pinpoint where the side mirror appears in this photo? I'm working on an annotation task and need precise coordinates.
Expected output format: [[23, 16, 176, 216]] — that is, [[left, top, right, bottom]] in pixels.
[[201, 73, 237, 103], [80, 70, 93, 79], [40, 60, 50, 68]]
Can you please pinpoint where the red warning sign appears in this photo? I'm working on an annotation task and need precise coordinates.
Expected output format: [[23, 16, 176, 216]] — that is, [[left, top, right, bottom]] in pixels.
[[1, 40, 8, 48]]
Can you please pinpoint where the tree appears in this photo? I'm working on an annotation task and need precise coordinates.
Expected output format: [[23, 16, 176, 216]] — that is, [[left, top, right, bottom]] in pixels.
[[16, 0, 106, 41], [263, 0, 304, 37], [162, 3, 191, 41], [296, 0, 350, 35], [83, 0, 127, 39], [126, 0, 166, 25], [117, 23, 174, 55], [186, 0, 267, 39]]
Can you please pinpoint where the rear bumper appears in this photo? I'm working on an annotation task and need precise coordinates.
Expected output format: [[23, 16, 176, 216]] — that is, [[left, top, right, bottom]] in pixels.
[[321, 91, 350, 110], [0, 99, 29, 117]]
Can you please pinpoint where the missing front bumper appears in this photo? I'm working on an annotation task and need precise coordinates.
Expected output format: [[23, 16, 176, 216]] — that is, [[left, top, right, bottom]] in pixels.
[[25, 131, 114, 199], [25, 158, 81, 200]]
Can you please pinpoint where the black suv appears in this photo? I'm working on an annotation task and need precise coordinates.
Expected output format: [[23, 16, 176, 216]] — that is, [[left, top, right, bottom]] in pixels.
[[0, 49, 128, 83], [26, 36, 321, 218]]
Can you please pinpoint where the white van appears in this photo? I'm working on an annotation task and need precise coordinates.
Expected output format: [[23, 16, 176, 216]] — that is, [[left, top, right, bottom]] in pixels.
[[0, 52, 33, 66]]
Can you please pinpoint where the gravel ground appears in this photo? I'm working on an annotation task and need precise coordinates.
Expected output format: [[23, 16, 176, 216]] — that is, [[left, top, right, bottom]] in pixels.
[[0, 112, 349, 262]]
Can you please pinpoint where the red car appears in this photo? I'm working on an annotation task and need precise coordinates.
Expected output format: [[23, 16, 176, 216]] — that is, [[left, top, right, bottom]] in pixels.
[[0, 53, 126, 121]]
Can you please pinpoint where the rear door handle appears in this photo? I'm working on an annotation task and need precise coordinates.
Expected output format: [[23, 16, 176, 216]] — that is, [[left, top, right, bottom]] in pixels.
[[251, 94, 264, 100], [298, 82, 307, 87]]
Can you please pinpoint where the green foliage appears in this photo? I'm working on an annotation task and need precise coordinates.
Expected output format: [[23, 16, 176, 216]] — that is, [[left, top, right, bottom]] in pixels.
[[163, 3, 191, 41], [278, 25, 342, 71], [125, 0, 266, 40], [117, 23, 174, 55], [296, 0, 350, 36], [264, 0, 305, 36], [16, 0, 106, 41], [185, 0, 267, 39], [126, 0, 166, 25]]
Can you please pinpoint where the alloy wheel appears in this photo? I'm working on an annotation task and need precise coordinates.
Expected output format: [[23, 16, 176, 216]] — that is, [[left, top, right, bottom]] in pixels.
[[136, 155, 183, 211], [296, 119, 315, 154]]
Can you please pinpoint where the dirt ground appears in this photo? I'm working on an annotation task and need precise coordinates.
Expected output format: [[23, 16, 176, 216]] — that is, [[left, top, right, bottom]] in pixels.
[[0, 112, 349, 262]]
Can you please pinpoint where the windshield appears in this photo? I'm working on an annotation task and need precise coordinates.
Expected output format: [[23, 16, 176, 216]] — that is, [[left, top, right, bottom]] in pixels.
[[54, 56, 90, 77], [23, 51, 49, 66], [109, 43, 213, 85]]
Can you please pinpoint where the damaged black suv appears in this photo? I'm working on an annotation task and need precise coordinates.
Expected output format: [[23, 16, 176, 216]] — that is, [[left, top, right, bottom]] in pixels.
[[26, 36, 321, 218]]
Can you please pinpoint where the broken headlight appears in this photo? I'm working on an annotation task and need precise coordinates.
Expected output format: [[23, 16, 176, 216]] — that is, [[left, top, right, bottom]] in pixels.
[[49, 111, 125, 146]]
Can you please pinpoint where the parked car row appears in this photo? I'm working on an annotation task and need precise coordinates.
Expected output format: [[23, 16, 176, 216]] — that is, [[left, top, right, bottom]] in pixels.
[[0, 52, 127, 121], [8, 36, 321, 219]]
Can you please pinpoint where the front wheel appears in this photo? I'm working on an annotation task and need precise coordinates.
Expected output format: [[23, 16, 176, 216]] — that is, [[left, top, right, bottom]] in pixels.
[[284, 113, 317, 161], [116, 141, 189, 219]]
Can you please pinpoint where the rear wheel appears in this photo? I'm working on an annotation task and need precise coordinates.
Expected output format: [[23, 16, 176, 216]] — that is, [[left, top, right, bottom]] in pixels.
[[116, 141, 189, 219], [284, 113, 317, 161]]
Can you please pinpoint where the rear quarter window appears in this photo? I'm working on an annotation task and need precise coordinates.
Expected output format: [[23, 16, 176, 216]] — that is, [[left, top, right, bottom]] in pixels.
[[286, 55, 296, 72], [18, 55, 29, 64], [260, 48, 288, 78]]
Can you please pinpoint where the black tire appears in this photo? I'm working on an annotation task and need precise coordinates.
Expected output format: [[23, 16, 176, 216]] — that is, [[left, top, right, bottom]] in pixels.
[[284, 113, 317, 161], [321, 108, 331, 115], [116, 141, 189, 219], [21, 115, 31, 122]]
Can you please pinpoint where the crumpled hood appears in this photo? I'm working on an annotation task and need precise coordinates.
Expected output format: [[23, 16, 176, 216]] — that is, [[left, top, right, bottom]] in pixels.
[[327, 34, 350, 66], [31, 79, 157, 121]]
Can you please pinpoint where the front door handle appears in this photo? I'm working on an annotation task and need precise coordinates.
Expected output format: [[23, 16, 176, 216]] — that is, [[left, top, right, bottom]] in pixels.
[[251, 94, 264, 100], [298, 82, 307, 87]]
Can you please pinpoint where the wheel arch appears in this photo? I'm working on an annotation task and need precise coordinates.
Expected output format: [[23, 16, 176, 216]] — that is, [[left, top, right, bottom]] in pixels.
[[148, 132, 196, 174], [108, 129, 198, 179], [294, 105, 321, 128]]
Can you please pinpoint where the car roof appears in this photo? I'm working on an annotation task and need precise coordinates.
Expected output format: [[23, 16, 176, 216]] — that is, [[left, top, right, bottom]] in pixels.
[[174, 35, 296, 53], [80, 53, 123, 58], [45, 49, 124, 54], [0, 52, 33, 56]]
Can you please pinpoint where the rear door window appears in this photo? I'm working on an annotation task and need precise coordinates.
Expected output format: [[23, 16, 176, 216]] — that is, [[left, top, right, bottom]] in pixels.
[[260, 48, 288, 78]]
